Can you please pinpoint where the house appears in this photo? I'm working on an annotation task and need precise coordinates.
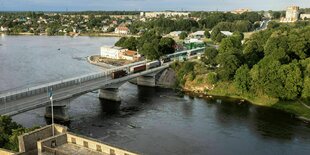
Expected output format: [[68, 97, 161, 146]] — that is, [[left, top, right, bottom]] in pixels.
[[100, 46, 127, 59], [102, 26, 109, 32], [0, 26, 8, 32], [231, 8, 251, 14], [115, 26, 130, 35], [184, 38, 204, 44], [190, 31, 205, 39], [120, 50, 142, 61], [168, 31, 183, 37]]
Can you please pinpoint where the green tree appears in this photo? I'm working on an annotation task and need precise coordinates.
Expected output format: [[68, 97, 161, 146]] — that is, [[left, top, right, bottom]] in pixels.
[[216, 53, 241, 80], [204, 29, 210, 38], [158, 37, 176, 55], [203, 47, 218, 66], [179, 32, 188, 40], [234, 65, 252, 93], [206, 72, 218, 84], [302, 77, 310, 100]]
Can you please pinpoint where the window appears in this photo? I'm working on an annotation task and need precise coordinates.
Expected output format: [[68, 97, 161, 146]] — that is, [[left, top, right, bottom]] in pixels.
[[83, 141, 88, 148], [71, 137, 76, 144], [96, 145, 102, 152], [51, 140, 56, 148], [110, 149, 116, 155]]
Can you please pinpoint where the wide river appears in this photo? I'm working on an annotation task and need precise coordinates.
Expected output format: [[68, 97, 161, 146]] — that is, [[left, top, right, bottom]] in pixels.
[[1, 35, 310, 155]]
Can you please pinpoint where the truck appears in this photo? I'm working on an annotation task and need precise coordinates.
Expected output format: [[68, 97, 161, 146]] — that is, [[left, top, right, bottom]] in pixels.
[[130, 64, 146, 73], [146, 60, 161, 69], [111, 70, 127, 79]]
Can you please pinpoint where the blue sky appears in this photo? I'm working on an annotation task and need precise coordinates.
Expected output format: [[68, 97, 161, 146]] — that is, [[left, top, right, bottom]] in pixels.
[[0, 0, 309, 11]]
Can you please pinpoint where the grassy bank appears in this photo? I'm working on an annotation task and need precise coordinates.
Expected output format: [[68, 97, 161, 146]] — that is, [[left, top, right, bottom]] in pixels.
[[203, 81, 310, 121]]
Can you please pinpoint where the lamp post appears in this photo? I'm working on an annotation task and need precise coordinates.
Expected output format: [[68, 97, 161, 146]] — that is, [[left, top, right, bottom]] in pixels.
[[48, 87, 54, 136]]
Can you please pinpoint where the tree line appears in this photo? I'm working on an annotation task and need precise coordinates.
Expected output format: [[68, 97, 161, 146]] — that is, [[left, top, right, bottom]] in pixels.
[[115, 30, 176, 60]]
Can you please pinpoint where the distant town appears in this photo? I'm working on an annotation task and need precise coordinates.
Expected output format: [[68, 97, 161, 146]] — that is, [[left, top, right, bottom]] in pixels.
[[1, 4, 310, 155]]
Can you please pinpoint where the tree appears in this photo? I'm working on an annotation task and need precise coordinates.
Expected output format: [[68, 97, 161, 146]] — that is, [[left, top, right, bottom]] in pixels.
[[204, 29, 210, 38], [216, 53, 241, 80], [206, 72, 218, 84], [234, 65, 252, 93], [0, 115, 23, 150], [179, 32, 188, 40], [204, 47, 218, 66], [219, 36, 241, 54], [302, 77, 310, 100], [158, 37, 176, 55]]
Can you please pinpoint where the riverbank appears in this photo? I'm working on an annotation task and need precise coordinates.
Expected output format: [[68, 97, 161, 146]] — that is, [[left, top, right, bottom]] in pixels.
[[182, 80, 310, 122], [0, 32, 139, 37]]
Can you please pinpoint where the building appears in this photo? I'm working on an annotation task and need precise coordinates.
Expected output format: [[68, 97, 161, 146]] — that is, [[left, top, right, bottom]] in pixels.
[[0, 26, 8, 32], [281, 6, 300, 23], [190, 31, 205, 39], [300, 14, 310, 20], [115, 26, 130, 35], [231, 8, 251, 14], [120, 50, 142, 61], [100, 46, 127, 59], [168, 31, 183, 37], [140, 12, 190, 18], [0, 124, 138, 155]]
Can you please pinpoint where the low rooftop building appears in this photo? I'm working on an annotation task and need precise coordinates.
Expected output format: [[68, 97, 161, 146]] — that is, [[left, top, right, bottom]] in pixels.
[[0, 124, 138, 155], [115, 26, 130, 35], [100, 46, 127, 59], [190, 31, 205, 39], [120, 50, 142, 61], [231, 8, 251, 14]]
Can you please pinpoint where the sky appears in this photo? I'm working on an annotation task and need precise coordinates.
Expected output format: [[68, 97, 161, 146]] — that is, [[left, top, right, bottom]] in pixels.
[[0, 0, 309, 11]]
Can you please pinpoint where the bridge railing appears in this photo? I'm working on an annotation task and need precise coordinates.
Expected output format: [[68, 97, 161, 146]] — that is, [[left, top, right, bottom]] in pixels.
[[0, 47, 205, 104]]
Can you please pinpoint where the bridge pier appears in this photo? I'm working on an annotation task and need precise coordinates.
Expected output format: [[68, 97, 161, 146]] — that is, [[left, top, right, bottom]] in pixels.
[[137, 75, 156, 87], [99, 88, 121, 102], [99, 88, 121, 113], [45, 105, 69, 122]]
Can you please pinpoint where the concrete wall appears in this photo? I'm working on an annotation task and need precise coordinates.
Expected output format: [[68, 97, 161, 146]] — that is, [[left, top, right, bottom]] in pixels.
[[18, 124, 67, 152], [67, 133, 139, 155], [37, 133, 67, 154], [0, 148, 16, 155], [137, 76, 156, 87], [99, 88, 121, 101]]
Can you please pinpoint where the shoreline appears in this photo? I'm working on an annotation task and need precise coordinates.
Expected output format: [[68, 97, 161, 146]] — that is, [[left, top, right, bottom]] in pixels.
[[182, 87, 310, 123], [0, 32, 139, 37]]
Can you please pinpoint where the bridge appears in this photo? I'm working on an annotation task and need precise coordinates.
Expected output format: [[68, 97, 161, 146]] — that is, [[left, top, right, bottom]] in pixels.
[[0, 47, 205, 117]]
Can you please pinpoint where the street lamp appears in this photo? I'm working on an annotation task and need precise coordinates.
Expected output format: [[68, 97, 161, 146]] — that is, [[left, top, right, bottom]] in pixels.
[[48, 87, 55, 136]]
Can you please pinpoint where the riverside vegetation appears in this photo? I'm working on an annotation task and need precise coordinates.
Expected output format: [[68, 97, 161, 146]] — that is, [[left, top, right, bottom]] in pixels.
[[172, 22, 310, 120], [0, 115, 38, 151]]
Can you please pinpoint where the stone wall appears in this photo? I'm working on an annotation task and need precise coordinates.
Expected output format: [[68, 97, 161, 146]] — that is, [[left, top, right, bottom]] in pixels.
[[0, 148, 16, 155], [37, 133, 67, 153], [67, 133, 138, 155], [18, 124, 67, 153]]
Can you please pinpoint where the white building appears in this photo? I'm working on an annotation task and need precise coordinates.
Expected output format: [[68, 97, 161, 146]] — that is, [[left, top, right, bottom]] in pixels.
[[281, 6, 300, 23], [184, 38, 204, 44], [114, 26, 130, 35], [0, 26, 8, 32], [100, 46, 126, 59], [300, 14, 310, 20], [190, 31, 205, 39], [141, 12, 190, 18], [168, 31, 183, 37]]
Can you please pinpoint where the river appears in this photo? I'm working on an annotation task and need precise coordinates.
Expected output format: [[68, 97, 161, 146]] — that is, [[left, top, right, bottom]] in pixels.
[[1, 35, 310, 155]]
